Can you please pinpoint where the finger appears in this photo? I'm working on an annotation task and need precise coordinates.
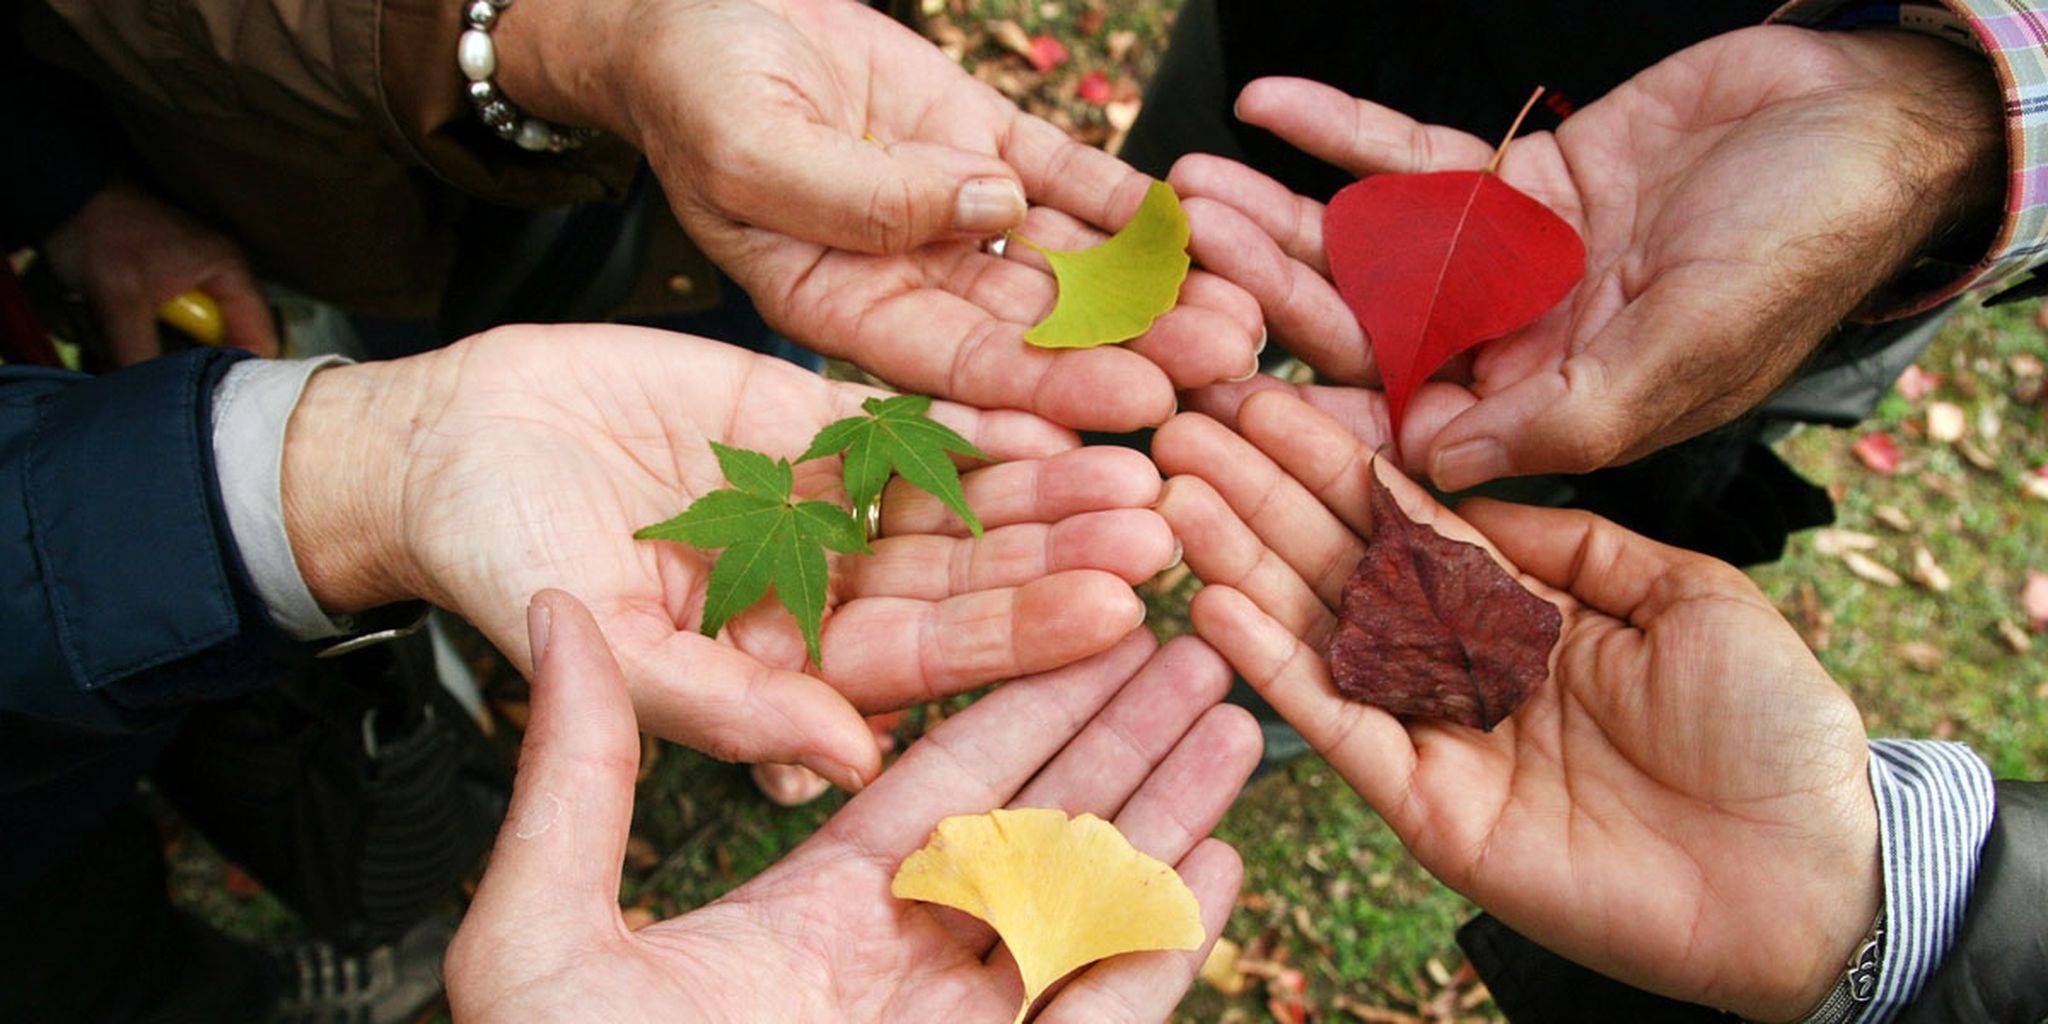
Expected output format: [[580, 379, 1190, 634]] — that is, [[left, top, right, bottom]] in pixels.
[[879, 447, 1162, 538], [843, 509, 1177, 600], [715, 126, 1026, 252], [99, 296, 163, 367], [1035, 839, 1243, 1024], [1156, 475, 1335, 642], [1233, 388, 1386, 541], [1234, 77, 1495, 177], [1421, 276, 1786, 491], [1456, 499, 1751, 623], [821, 628, 1159, 859], [203, 266, 280, 357], [1152, 413, 1362, 607], [1182, 196, 1369, 383], [820, 570, 1147, 711], [1187, 584, 1417, 814], [618, 626, 880, 792], [1169, 153, 1331, 272], [1183, 379, 1396, 457], [720, 233, 1179, 432], [465, 591, 640, 932], [1000, 112, 1160, 234], [1008, 636, 1238, 818]]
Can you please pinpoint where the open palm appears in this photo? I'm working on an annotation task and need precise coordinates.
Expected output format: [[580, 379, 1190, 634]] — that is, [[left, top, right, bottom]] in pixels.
[[1152, 391, 1880, 1020], [447, 593, 1259, 1023], [307, 325, 1176, 790], [612, 0, 1263, 431], [1171, 25, 1998, 487]]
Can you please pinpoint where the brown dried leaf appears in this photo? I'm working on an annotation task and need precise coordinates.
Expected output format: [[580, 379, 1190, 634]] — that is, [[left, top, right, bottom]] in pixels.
[[1897, 642, 1945, 673], [624, 835, 661, 871], [1997, 618, 2035, 654], [1910, 546, 1953, 594], [1812, 528, 1879, 557], [1327, 465, 1562, 731], [1842, 552, 1903, 588], [1199, 937, 1251, 996], [1956, 439, 1998, 472], [1873, 505, 1914, 532], [1926, 401, 1967, 443], [2024, 571, 2048, 632], [988, 19, 1033, 59]]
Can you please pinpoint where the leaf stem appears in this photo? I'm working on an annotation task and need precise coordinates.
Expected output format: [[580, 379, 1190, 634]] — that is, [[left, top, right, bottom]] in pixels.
[[1486, 86, 1547, 176]]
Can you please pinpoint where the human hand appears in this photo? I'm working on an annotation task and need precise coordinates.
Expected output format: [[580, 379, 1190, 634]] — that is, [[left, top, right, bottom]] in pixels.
[[490, 0, 1263, 432], [445, 589, 1258, 1023], [43, 182, 279, 366], [1171, 26, 2001, 487], [280, 325, 1180, 790], [1152, 392, 1879, 1020]]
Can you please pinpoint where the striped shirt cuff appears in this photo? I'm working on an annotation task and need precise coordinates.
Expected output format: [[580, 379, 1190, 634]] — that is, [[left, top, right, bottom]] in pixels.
[[1772, 0, 2048, 316], [1856, 739, 1997, 1023]]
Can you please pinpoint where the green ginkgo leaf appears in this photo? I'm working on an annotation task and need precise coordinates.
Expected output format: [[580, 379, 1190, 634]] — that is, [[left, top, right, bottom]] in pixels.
[[1013, 179, 1192, 349]]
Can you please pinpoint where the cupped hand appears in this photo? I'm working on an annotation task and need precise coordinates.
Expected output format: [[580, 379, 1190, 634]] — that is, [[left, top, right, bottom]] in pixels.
[[495, 0, 1262, 432], [43, 182, 279, 365], [1171, 25, 2001, 487], [284, 325, 1181, 790], [1152, 390, 1879, 1020], [445, 589, 1259, 1023]]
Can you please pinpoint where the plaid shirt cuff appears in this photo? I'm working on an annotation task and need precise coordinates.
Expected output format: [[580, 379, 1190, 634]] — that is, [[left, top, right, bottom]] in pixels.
[[1773, 0, 2048, 316]]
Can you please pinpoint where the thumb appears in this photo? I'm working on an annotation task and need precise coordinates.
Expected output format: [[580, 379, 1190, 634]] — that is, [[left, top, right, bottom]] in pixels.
[[709, 126, 1026, 252], [465, 589, 639, 933]]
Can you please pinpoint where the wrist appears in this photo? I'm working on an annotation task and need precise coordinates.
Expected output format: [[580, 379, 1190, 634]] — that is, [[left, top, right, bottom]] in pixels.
[[1765, 774, 1885, 1021], [281, 360, 441, 613], [488, 0, 644, 144], [1841, 30, 2004, 255]]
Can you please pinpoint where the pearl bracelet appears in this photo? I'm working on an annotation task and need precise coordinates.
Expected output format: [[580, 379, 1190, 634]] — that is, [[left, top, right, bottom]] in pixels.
[[457, 0, 595, 153]]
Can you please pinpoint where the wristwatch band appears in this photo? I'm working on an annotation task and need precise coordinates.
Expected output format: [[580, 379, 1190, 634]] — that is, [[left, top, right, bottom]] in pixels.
[[1784, 901, 1887, 1024]]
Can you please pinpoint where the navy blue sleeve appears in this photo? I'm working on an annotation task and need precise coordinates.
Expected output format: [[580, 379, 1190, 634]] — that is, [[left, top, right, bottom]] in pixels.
[[3, 348, 294, 734]]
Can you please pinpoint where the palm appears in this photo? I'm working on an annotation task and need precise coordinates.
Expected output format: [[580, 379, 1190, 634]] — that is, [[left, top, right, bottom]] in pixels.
[[388, 325, 1172, 780], [1170, 25, 1980, 482], [448, 616, 1261, 1024], [1152, 390, 1877, 1018], [633, 0, 1262, 432]]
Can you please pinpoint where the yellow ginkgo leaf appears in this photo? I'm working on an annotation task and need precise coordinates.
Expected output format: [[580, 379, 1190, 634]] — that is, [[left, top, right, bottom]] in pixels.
[[891, 807, 1205, 1024], [1013, 179, 1192, 349]]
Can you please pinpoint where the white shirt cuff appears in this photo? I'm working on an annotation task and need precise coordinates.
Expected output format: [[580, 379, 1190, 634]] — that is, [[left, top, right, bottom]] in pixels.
[[210, 356, 354, 641]]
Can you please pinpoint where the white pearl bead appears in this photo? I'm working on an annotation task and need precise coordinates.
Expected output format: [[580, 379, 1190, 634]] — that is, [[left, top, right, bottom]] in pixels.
[[457, 30, 496, 81], [514, 119, 552, 151]]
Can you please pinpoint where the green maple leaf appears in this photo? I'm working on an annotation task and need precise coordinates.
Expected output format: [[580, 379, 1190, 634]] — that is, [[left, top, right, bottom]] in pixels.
[[1012, 179, 1192, 349], [800, 394, 989, 537], [635, 442, 869, 666]]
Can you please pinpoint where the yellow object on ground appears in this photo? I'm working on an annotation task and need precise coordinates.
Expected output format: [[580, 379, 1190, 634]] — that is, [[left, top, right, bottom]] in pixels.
[[156, 290, 224, 345], [891, 807, 1205, 1024]]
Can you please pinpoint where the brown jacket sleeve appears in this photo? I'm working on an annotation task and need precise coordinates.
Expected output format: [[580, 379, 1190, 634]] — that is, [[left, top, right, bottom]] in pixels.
[[34, 0, 637, 208]]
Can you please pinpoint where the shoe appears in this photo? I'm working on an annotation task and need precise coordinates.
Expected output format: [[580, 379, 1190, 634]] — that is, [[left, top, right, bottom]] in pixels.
[[269, 911, 454, 1024]]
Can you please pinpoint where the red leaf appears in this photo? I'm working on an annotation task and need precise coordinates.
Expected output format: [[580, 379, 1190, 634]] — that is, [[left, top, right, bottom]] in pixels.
[[1077, 69, 1112, 106], [1852, 432, 1901, 475], [1321, 91, 1585, 437], [1327, 465, 1562, 731], [1026, 34, 1068, 72]]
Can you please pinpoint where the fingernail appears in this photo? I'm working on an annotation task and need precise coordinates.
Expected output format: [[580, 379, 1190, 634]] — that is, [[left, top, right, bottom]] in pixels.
[[809, 756, 864, 793], [527, 595, 554, 665], [954, 178, 1026, 235], [1228, 327, 1269, 382], [1432, 439, 1508, 493], [1166, 539, 1184, 571]]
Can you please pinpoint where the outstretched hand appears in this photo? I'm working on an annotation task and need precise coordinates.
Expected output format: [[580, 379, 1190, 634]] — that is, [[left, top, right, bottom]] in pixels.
[[282, 326, 1181, 790], [1153, 391, 1880, 1020], [494, 0, 1263, 432], [446, 590, 1258, 1023], [1172, 25, 2001, 487]]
